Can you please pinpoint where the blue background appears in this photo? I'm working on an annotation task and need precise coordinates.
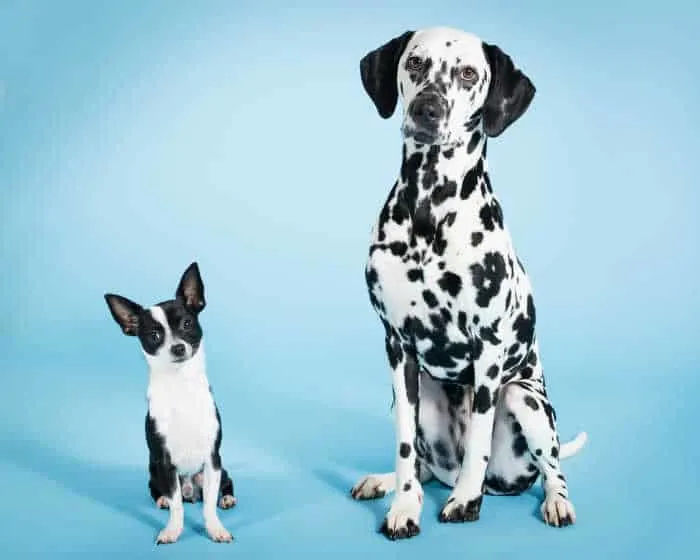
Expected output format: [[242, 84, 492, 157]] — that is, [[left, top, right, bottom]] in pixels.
[[1, 0, 698, 557]]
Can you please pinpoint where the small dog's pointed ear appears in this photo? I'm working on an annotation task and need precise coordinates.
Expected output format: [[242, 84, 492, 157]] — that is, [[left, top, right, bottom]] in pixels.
[[176, 262, 205, 313], [482, 42, 536, 138], [104, 294, 142, 336], [360, 30, 415, 119]]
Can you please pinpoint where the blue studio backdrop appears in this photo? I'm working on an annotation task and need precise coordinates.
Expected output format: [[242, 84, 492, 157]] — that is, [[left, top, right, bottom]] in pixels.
[[1, 1, 698, 558]]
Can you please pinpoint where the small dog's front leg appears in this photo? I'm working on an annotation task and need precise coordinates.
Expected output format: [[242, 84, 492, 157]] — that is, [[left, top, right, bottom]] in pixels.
[[440, 355, 501, 523], [156, 469, 184, 545], [381, 334, 423, 540], [202, 460, 234, 543]]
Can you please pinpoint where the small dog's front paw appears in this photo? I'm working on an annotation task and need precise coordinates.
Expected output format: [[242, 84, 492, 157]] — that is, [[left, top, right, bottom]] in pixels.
[[541, 495, 576, 527], [155, 496, 169, 509], [351, 474, 393, 500], [380, 492, 422, 540], [156, 525, 182, 545], [219, 494, 237, 509], [206, 520, 234, 543], [439, 495, 482, 523]]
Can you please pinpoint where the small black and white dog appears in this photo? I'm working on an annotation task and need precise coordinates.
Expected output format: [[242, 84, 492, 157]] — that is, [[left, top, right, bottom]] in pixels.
[[105, 262, 236, 544]]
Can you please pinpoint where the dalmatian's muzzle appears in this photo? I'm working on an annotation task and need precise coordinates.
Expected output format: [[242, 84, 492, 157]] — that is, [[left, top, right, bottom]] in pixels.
[[405, 89, 449, 144]]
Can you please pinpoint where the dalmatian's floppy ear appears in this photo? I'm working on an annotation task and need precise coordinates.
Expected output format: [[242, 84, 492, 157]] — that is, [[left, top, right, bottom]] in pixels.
[[482, 42, 536, 138], [360, 31, 415, 119]]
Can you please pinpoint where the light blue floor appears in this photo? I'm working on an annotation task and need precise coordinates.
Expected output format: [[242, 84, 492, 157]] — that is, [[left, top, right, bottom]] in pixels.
[[1, 359, 697, 558], [2, 1, 699, 558]]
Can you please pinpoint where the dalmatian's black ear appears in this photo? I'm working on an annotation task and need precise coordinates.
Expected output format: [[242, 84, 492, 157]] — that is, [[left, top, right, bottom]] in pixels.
[[360, 31, 415, 119], [482, 42, 536, 138]]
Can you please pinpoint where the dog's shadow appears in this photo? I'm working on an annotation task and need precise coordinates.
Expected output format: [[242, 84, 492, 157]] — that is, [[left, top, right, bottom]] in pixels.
[[0, 436, 206, 539], [313, 466, 389, 527]]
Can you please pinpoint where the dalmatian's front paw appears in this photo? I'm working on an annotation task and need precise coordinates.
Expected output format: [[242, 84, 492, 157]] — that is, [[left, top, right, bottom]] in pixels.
[[439, 494, 482, 523], [541, 495, 576, 527], [380, 489, 423, 540]]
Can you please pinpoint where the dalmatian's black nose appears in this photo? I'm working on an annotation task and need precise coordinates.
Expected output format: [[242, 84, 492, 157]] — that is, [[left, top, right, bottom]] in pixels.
[[409, 93, 446, 128]]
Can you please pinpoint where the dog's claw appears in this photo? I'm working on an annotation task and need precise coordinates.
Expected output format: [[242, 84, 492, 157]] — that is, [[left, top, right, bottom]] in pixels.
[[351, 474, 392, 500], [439, 496, 482, 523], [541, 495, 576, 527], [379, 518, 420, 540]]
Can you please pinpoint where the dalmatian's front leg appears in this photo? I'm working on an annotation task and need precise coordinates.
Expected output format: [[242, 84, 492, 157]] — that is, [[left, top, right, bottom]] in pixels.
[[380, 333, 423, 540], [440, 352, 501, 523]]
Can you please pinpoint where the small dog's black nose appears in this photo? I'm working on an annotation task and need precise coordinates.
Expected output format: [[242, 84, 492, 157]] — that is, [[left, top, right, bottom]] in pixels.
[[409, 94, 446, 128], [171, 343, 186, 358]]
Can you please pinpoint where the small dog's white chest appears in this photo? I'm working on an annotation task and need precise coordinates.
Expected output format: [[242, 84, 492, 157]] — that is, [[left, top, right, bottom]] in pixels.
[[148, 378, 219, 475]]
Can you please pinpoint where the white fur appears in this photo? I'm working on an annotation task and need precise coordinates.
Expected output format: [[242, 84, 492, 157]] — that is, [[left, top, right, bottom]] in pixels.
[[146, 308, 218, 475]]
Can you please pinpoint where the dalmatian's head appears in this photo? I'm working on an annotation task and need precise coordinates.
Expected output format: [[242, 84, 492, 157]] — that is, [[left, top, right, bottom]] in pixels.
[[360, 28, 535, 146]]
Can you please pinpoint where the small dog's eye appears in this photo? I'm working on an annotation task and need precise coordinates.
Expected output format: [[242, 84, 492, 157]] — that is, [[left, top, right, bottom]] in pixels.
[[406, 56, 423, 71], [183, 319, 192, 329], [150, 331, 161, 342], [460, 66, 478, 82]]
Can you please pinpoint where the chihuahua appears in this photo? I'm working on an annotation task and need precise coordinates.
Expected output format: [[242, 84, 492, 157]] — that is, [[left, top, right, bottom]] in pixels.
[[105, 262, 236, 544]]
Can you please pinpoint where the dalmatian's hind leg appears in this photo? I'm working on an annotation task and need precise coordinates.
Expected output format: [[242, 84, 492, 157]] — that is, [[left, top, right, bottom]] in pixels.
[[351, 463, 433, 500], [501, 376, 586, 527]]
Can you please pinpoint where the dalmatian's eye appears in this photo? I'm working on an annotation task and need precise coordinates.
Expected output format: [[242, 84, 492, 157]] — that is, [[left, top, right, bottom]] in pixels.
[[460, 66, 478, 82], [406, 56, 423, 71]]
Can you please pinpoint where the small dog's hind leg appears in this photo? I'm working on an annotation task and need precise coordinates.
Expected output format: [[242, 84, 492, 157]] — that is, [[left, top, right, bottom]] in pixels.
[[217, 468, 237, 509], [149, 463, 171, 510]]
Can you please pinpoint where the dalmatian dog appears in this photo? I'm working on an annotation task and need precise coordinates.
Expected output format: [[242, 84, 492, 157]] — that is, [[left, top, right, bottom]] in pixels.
[[350, 27, 588, 540]]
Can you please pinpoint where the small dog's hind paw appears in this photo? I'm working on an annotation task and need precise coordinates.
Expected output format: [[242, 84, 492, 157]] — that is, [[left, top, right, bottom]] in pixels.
[[155, 496, 169, 509], [219, 494, 237, 509]]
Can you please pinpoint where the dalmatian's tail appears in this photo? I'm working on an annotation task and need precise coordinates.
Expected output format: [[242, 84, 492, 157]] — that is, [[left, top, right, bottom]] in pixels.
[[559, 431, 588, 459]]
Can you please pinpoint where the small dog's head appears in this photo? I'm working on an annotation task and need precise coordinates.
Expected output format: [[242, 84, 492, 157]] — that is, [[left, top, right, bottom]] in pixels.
[[360, 27, 536, 146], [105, 262, 206, 369]]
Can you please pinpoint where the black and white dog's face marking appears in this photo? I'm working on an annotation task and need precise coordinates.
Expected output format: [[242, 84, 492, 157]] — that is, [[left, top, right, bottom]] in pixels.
[[360, 27, 535, 146], [105, 263, 206, 369]]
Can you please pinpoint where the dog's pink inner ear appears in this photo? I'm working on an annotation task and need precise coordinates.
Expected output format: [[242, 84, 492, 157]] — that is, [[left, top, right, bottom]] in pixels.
[[181, 290, 204, 312], [122, 315, 139, 335]]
